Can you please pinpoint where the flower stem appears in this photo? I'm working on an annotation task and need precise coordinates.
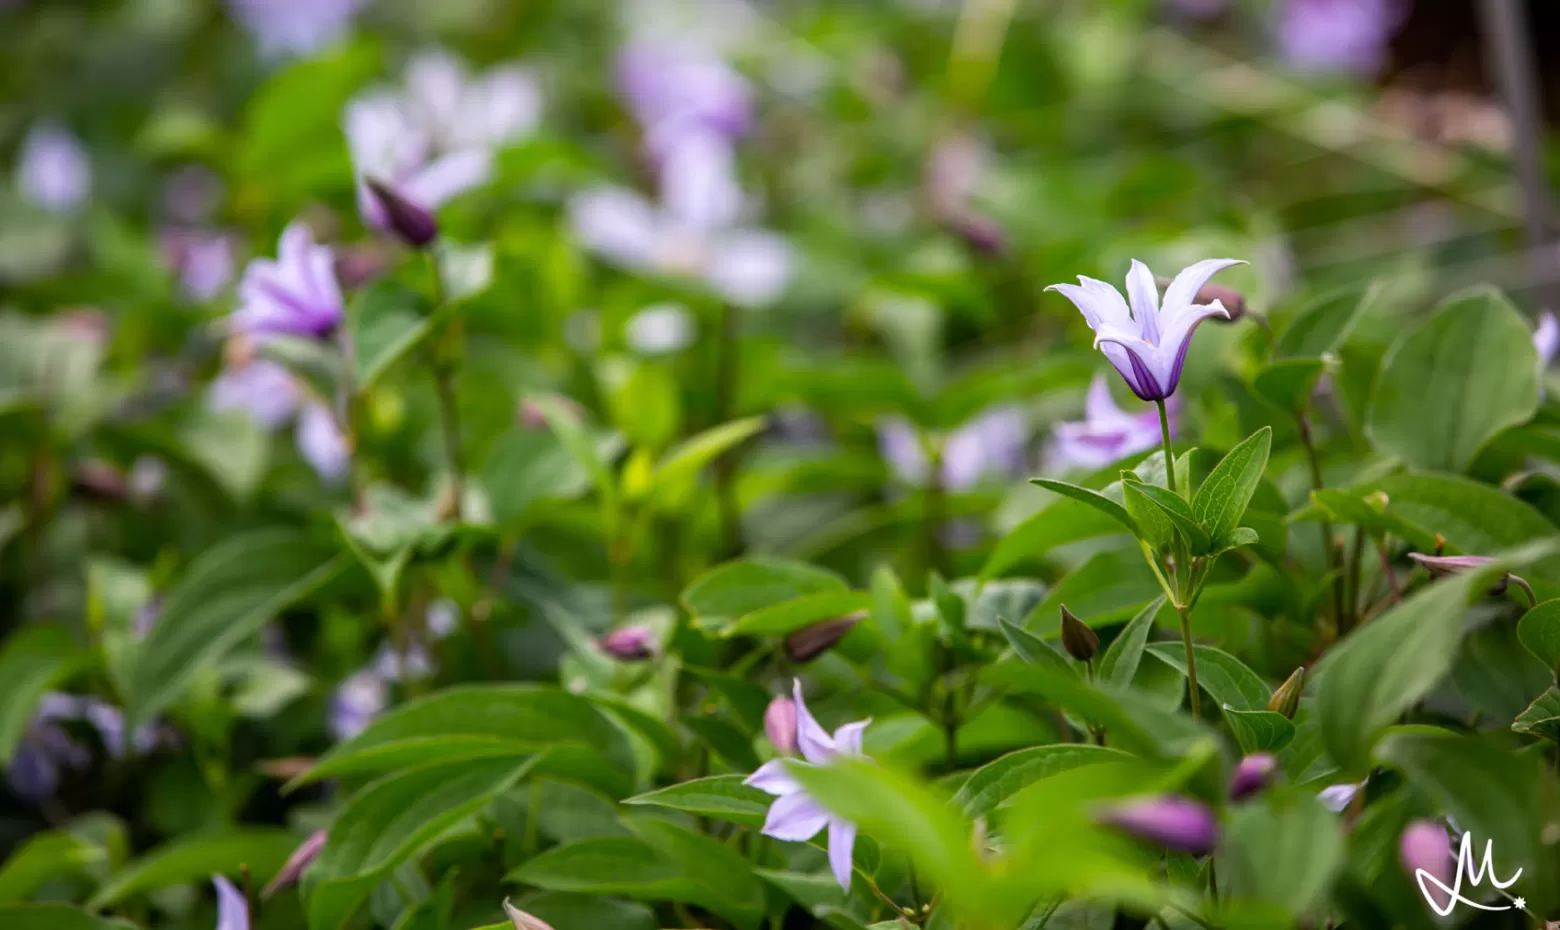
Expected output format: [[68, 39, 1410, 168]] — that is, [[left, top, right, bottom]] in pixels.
[[712, 301, 744, 556], [1156, 399, 1177, 493], [1178, 602, 1202, 720], [1296, 412, 1343, 633], [425, 252, 465, 523]]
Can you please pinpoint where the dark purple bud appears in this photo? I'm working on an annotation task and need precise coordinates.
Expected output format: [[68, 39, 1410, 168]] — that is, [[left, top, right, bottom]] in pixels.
[[1059, 605, 1099, 663], [764, 696, 798, 756], [597, 624, 655, 661], [503, 899, 558, 930], [784, 612, 864, 662], [262, 830, 327, 898], [1399, 820, 1453, 911], [72, 460, 128, 501], [1099, 795, 1218, 857], [1156, 274, 1247, 322], [365, 178, 438, 248], [335, 242, 394, 288], [1228, 753, 1278, 801], [1267, 666, 1304, 719]]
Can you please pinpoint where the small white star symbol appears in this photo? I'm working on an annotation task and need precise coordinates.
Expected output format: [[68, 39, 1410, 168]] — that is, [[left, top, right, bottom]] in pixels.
[[1512, 897, 1527, 910]]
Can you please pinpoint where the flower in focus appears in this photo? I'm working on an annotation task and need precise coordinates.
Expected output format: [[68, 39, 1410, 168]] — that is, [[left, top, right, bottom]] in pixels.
[[1048, 373, 1170, 472], [764, 696, 798, 756], [230, 221, 345, 338], [16, 121, 91, 213], [162, 230, 237, 302], [745, 680, 869, 891], [1228, 753, 1278, 801], [1277, 0, 1403, 76], [1099, 795, 1218, 856], [1399, 819, 1454, 912], [597, 624, 656, 661], [1047, 259, 1245, 402], [225, 0, 368, 58], [262, 830, 327, 898], [213, 874, 249, 930], [878, 406, 1028, 491]]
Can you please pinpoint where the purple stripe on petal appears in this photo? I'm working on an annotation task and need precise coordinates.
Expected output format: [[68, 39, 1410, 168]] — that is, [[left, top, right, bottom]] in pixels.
[[1123, 347, 1166, 401]]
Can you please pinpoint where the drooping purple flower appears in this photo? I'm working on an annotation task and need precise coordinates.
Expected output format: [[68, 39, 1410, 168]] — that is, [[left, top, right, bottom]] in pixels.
[[597, 624, 656, 662], [209, 357, 301, 431], [745, 680, 869, 891], [1048, 373, 1171, 472], [1317, 782, 1360, 812], [343, 91, 492, 235], [764, 696, 799, 756], [1047, 259, 1245, 402], [262, 830, 327, 898], [213, 874, 250, 930], [328, 670, 388, 740], [16, 121, 91, 213], [1277, 0, 1403, 76], [616, 41, 752, 159], [1099, 795, 1218, 856], [1399, 820, 1454, 913], [224, 0, 368, 58], [878, 406, 1029, 492], [231, 221, 345, 338], [295, 402, 350, 484], [1228, 754, 1278, 801], [163, 230, 237, 302]]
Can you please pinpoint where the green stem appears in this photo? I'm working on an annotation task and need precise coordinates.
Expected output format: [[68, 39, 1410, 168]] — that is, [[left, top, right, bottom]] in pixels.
[[712, 301, 744, 556], [425, 252, 464, 523], [1156, 399, 1177, 493], [1178, 603, 1202, 720], [1297, 412, 1343, 633]]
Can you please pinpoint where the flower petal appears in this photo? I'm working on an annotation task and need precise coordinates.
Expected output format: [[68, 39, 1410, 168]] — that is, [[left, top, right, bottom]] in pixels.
[[1046, 278, 1131, 332], [706, 230, 792, 307], [762, 791, 830, 841], [1536, 311, 1559, 367], [1125, 260, 1161, 345], [1093, 335, 1167, 401], [214, 875, 250, 930], [827, 818, 857, 892], [296, 403, 350, 484], [1161, 259, 1246, 318], [792, 679, 836, 763], [401, 149, 493, 210], [1155, 299, 1231, 397], [744, 759, 800, 797], [830, 720, 871, 757], [568, 187, 662, 271]]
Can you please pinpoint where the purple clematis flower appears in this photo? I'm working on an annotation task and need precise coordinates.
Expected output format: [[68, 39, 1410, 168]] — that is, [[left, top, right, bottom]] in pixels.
[[745, 680, 869, 892], [1277, 0, 1403, 76], [616, 41, 752, 160], [16, 121, 91, 213], [1047, 259, 1245, 402], [1048, 373, 1173, 471], [231, 221, 345, 338], [209, 357, 301, 431], [295, 403, 350, 484], [343, 91, 493, 235], [213, 874, 249, 930], [878, 406, 1028, 492], [163, 229, 237, 302], [225, 0, 368, 58]]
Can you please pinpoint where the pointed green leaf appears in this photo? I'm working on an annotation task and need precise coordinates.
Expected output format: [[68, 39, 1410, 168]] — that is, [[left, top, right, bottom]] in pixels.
[[1513, 688, 1560, 741], [997, 617, 1076, 675], [1125, 480, 1211, 554], [1223, 709, 1297, 754], [348, 280, 436, 392], [650, 416, 766, 510], [953, 744, 1130, 817], [1517, 599, 1560, 674], [87, 830, 299, 909], [1145, 643, 1271, 712], [1096, 597, 1167, 688], [1120, 480, 1174, 552], [1028, 478, 1135, 535], [1191, 427, 1272, 543], [626, 775, 772, 827]]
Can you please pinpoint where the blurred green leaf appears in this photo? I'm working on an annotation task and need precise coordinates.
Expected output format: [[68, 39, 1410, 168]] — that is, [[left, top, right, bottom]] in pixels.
[[625, 775, 772, 827], [1512, 688, 1560, 740], [953, 744, 1129, 817], [1224, 709, 1296, 754], [1097, 597, 1166, 688], [1220, 796, 1343, 916], [0, 831, 105, 904], [723, 590, 872, 638], [0, 626, 86, 764], [683, 557, 847, 628], [649, 416, 766, 510], [86, 829, 299, 909], [1028, 478, 1135, 535], [349, 281, 437, 393], [1252, 358, 1326, 412], [980, 496, 1125, 580], [1517, 599, 1560, 674], [0, 904, 121, 930], [1275, 284, 1378, 359]]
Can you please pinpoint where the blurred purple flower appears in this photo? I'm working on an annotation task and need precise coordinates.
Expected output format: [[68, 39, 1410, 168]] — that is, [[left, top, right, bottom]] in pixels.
[[745, 680, 868, 891], [1049, 373, 1171, 471], [163, 230, 237, 302], [8, 694, 160, 803], [213, 874, 249, 930], [616, 41, 752, 159], [328, 670, 388, 740], [1536, 311, 1557, 369], [1099, 795, 1218, 856], [262, 830, 327, 898], [225, 0, 368, 58], [402, 49, 542, 153], [209, 357, 301, 431], [1399, 820, 1454, 912], [344, 91, 492, 234], [1228, 753, 1278, 801], [128, 456, 168, 504], [764, 696, 798, 756], [1318, 782, 1360, 812], [295, 403, 350, 484], [231, 221, 345, 338], [16, 121, 91, 213], [597, 624, 656, 661], [1277, 0, 1403, 76], [426, 599, 459, 639], [1047, 259, 1244, 402], [370, 641, 434, 682], [878, 406, 1028, 491]]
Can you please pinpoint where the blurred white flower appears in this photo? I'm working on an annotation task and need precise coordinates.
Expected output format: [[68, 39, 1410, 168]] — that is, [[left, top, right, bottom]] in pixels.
[[403, 49, 542, 153], [16, 121, 91, 213], [295, 402, 350, 484], [878, 407, 1029, 491], [225, 0, 368, 57], [625, 303, 696, 354]]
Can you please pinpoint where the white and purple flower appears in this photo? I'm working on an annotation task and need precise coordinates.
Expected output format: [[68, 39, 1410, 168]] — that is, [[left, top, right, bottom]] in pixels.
[[745, 680, 868, 891], [1047, 374, 1172, 472], [8, 694, 161, 803], [616, 41, 752, 160], [213, 874, 249, 930], [163, 230, 237, 302], [230, 221, 345, 339], [1277, 0, 1403, 77], [225, 0, 368, 58], [878, 406, 1028, 491], [16, 121, 91, 213], [1047, 259, 1244, 402]]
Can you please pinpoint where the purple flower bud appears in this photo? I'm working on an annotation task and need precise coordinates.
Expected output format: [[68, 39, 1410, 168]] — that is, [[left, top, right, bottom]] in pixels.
[[1099, 795, 1218, 856], [764, 696, 798, 756], [1228, 753, 1278, 801], [365, 178, 438, 248], [262, 830, 327, 898], [71, 460, 129, 501], [1400, 819, 1454, 911], [784, 613, 864, 663], [502, 899, 557, 930], [1059, 605, 1099, 662], [597, 624, 655, 661]]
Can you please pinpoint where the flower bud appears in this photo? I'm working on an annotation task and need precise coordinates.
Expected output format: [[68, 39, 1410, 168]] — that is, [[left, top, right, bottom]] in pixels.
[[365, 178, 438, 248], [764, 696, 798, 756], [596, 624, 655, 661], [72, 460, 128, 501], [503, 899, 558, 930], [1399, 820, 1453, 911], [1228, 753, 1278, 801], [1099, 795, 1217, 857], [1059, 605, 1099, 663], [1267, 666, 1304, 719], [1156, 275, 1247, 322], [1407, 552, 1528, 599], [784, 612, 864, 663], [262, 830, 327, 898]]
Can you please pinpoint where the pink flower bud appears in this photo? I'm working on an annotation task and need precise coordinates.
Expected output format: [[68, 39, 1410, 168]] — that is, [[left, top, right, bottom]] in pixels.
[[1399, 820, 1453, 912], [764, 696, 798, 756], [1228, 753, 1278, 801], [262, 830, 327, 898], [1099, 795, 1218, 857], [596, 624, 655, 661]]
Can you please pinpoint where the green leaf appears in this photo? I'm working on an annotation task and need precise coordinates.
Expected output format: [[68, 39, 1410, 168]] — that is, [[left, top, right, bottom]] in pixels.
[[0, 626, 85, 763], [1518, 599, 1560, 674], [980, 496, 1126, 580], [1356, 473, 1560, 579], [1124, 481, 1210, 554], [682, 557, 847, 627], [0, 904, 120, 930], [997, 617, 1075, 674], [1145, 643, 1270, 712], [171, 408, 270, 502], [86, 829, 299, 909], [523, 393, 616, 509], [599, 357, 682, 451], [307, 757, 538, 930], [1220, 797, 1343, 916], [981, 664, 1214, 760], [482, 428, 591, 526], [1223, 709, 1297, 754], [1299, 489, 1430, 547], [1190, 427, 1272, 544], [680, 714, 758, 770], [1512, 688, 1560, 740], [1368, 287, 1539, 473], [0, 832, 105, 904], [1120, 480, 1174, 552], [1096, 597, 1166, 688], [294, 685, 633, 796], [953, 744, 1130, 817], [1027, 478, 1135, 534], [238, 40, 379, 194], [126, 529, 344, 727], [723, 590, 872, 637], [1252, 358, 1326, 412], [1031, 550, 1161, 632], [650, 416, 766, 510], [1275, 283, 1378, 358], [625, 775, 773, 827]]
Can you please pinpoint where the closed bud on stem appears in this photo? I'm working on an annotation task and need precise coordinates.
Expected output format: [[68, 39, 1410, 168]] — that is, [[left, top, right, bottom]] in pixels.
[[1399, 820, 1453, 912], [262, 830, 327, 898], [596, 624, 655, 661], [764, 696, 798, 756], [503, 899, 558, 930], [784, 612, 864, 662], [1099, 795, 1218, 857], [1156, 274, 1247, 322], [365, 178, 438, 248], [1228, 753, 1278, 801], [1059, 605, 1099, 663], [1267, 666, 1305, 719]]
